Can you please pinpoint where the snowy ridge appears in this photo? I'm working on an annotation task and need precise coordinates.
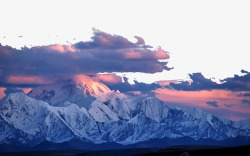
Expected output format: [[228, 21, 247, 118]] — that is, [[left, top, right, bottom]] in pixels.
[[0, 80, 250, 146]]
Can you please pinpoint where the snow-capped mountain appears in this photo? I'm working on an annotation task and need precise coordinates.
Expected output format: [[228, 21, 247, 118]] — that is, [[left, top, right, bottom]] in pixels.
[[28, 78, 111, 107], [0, 79, 249, 148]]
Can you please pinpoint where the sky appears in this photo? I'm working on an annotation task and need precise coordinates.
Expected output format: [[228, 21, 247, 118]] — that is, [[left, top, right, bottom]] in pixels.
[[0, 0, 250, 120]]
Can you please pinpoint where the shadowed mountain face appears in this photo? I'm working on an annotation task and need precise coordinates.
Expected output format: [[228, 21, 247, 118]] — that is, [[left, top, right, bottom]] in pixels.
[[0, 79, 250, 152]]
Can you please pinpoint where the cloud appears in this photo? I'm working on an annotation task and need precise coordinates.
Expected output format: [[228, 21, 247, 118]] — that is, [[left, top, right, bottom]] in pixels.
[[40, 44, 76, 53], [167, 70, 250, 91], [154, 88, 250, 120], [0, 75, 59, 88], [206, 101, 219, 107], [241, 69, 249, 74], [242, 93, 250, 96], [71, 73, 160, 93], [0, 88, 5, 99], [7, 75, 53, 84], [0, 30, 171, 87], [241, 99, 250, 106], [106, 76, 162, 93], [134, 36, 145, 45], [156, 80, 178, 86], [167, 73, 218, 91], [73, 29, 152, 49], [4, 87, 23, 95], [224, 104, 233, 108], [92, 74, 123, 84], [237, 92, 250, 97], [220, 69, 250, 91]]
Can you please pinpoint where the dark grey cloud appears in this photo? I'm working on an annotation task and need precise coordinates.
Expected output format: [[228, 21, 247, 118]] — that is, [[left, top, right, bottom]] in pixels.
[[220, 70, 250, 91], [167, 70, 250, 91], [241, 69, 249, 74], [0, 83, 39, 88], [4, 87, 23, 95], [224, 104, 233, 108], [134, 36, 146, 45], [206, 101, 219, 107], [167, 73, 218, 91], [242, 93, 250, 96], [73, 29, 151, 49], [241, 99, 250, 106], [105, 77, 162, 93], [237, 93, 250, 97]]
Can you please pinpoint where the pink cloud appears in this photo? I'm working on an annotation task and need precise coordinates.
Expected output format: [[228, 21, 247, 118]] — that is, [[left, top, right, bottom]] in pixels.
[[95, 34, 114, 46], [154, 88, 250, 120], [0, 87, 32, 99], [7, 75, 52, 84], [0, 31, 171, 84], [153, 47, 170, 59], [94, 74, 123, 84], [0, 87, 5, 99], [22, 88, 32, 94], [74, 74, 123, 85], [123, 51, 143, 59], [127, 91, 142, 95], [156, 80, 178, 86], [73, 74, 93, 83], [48, 44, 76, 53], [32, 44, 76, 53], [0, 44, 10, 55]]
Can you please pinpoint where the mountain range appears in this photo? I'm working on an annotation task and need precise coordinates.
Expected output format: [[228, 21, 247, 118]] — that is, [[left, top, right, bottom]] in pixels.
[[0, 78, 250, 151]]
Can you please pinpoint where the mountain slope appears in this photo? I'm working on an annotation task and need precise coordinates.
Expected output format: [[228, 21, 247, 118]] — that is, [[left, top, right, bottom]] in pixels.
[[0, 79, 249, 149]]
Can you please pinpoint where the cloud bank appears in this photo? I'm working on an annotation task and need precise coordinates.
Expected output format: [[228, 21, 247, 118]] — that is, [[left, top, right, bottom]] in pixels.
[[166, 70, 250, 91], [0, 29, 171, 87]]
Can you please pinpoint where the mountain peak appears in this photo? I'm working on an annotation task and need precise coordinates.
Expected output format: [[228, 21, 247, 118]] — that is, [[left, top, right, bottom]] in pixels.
[[28, 77, 112, 107]]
